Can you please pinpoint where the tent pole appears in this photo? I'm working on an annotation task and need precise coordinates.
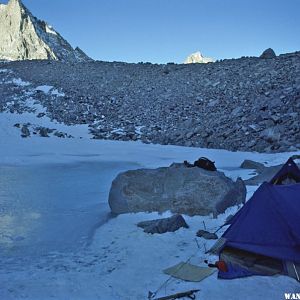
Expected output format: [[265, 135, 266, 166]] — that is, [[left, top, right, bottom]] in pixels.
[[293, 263, 300, 282]]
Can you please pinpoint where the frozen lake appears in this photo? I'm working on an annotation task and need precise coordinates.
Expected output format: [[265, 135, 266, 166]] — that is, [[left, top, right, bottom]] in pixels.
[[0, 161, 139, 260]]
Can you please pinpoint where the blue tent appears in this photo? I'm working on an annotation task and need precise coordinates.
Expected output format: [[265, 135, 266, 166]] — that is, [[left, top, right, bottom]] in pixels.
[[217, 158, 300, 281]]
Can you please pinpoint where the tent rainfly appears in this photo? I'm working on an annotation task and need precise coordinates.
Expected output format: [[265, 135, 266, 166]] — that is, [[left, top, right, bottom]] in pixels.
[[215, 158, 300, 281]]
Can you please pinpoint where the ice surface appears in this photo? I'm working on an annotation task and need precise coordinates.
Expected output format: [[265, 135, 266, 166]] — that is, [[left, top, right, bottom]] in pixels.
[[0, 161, 139, 259]]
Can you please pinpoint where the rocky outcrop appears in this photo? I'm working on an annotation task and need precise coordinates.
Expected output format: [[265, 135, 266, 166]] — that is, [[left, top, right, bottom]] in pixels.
[[20, 124, 30, 137], [184, 51, 214, 64], [108, 163, 246, 217], [240, 160, 265, 170], [137, 214, 189, 234], [260, 48, 276, 59], [0, 0, 92, 62], [196, 230, 218, 240]]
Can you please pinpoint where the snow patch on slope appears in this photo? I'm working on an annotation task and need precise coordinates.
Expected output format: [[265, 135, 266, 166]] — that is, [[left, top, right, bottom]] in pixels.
[[11, 78, 30, 86], [0, 68, 90, 139]]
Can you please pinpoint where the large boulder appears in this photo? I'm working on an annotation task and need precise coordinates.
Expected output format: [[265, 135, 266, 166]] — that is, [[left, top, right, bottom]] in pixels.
[[109, 163, 246, 217]]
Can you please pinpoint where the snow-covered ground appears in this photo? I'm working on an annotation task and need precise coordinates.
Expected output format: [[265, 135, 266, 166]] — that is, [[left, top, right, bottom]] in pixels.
[[0, 75, 300, 299], [0, 134, 299, 299]]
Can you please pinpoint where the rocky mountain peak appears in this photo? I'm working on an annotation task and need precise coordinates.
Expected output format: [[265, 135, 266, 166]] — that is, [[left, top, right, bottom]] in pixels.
[[5, 0, 29, 20], [10, 0, 23, 5], [7, 0, 22, 7], [7, 0, 21, 7], [0, 0, 92, 62], [184, 51, 214, 64]]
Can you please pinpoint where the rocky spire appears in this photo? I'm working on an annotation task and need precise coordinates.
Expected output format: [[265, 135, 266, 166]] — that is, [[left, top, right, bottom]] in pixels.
[[0, 0, 92, 62]]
